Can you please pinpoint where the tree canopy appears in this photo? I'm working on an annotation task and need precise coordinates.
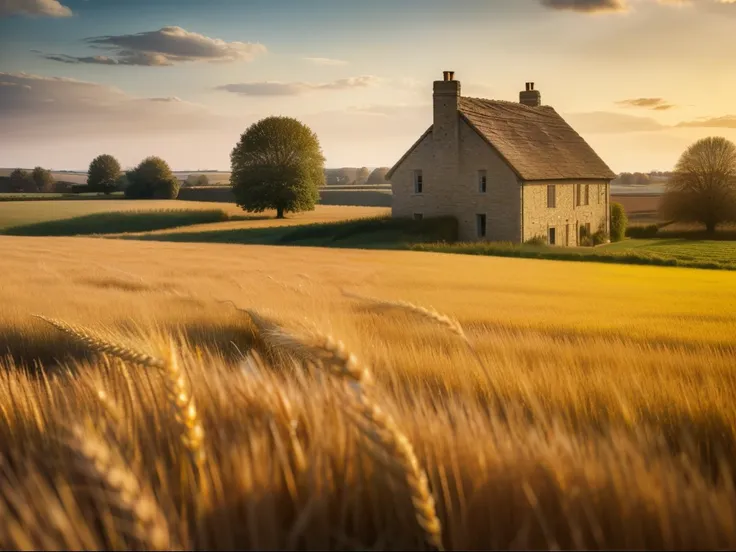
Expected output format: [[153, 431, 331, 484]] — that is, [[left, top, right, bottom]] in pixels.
[[230, 116, 325, 218], [9, 169, 34, 193], [88, 154, 122, 193], [366, 167, 390, 185], [661, 137, 736, 234], [31, 167, 55, 192], [124, 156, 180, 199]]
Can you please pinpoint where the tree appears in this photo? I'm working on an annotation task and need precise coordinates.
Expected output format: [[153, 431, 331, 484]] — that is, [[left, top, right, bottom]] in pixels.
[[355, 167, 370, 186], [31, 167, 55, 192], [88, 154, 122, 193], [661, 137, 736, 235], [9, 169, 34, 192], [366, 167, 390, 184], [610, 202, 628, 242], [230, 116, 325, 219], [124, 156, 180, 199], [185, 174, 209, 187]]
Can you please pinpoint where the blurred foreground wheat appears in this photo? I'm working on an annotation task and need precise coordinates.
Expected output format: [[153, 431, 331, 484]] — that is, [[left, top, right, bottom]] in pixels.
[[0, 297, 734, 550]]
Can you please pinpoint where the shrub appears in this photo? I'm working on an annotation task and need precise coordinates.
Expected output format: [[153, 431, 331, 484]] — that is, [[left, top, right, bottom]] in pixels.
[[524, 235, 547, 246], [53, 181, 74, 193], [627, 224, 659, 239], [610, 202, 628, 242], [71, 184, 90, 194], [124, 157, 180, 200], [185, 174, 209, 187], [592, 229, 609, 246]]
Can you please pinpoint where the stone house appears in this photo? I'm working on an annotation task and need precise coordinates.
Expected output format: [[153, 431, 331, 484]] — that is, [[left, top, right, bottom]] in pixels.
[[386, 72, 616, 245]]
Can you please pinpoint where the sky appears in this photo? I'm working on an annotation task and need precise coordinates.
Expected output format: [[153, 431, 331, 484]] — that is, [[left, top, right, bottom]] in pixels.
[[0, 0, 735, 172]]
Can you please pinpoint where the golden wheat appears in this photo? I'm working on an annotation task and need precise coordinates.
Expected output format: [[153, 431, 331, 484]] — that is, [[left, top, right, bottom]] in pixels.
[[161, 340, 206, 468], [34, 315, 164, 369], [67, 423, 175, 551]]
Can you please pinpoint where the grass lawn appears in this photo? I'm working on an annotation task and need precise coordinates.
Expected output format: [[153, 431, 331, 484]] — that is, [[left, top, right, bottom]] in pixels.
[[415, 237, 736, 271], [0, 199, 249, 231], [604, 238, 736, 265]]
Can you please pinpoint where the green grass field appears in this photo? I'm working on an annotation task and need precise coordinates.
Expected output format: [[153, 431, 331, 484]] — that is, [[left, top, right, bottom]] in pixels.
[[605, 238, 736, 265], [0, 199, 246, 231], [2, 209, 231, 236]]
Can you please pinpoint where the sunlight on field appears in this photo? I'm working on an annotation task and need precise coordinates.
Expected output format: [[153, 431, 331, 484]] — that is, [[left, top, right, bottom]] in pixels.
[[1, 235, 735, 549], [0, 201, 387, 231]]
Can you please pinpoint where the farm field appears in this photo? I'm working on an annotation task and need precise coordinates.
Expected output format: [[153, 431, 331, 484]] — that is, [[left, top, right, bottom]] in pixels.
[[1, 235, 736, 549], [605, 238, 736, 265], [0, 200, 384, 232]]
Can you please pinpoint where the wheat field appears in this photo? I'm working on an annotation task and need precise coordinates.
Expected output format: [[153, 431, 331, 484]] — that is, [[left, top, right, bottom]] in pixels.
[[1, 235, 736, 550]]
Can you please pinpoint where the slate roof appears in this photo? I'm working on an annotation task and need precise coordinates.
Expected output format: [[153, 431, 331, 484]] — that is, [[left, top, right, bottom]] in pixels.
[[387, 97, 616, 181]]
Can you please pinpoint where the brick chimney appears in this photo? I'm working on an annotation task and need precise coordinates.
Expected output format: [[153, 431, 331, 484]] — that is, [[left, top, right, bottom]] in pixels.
[[433, 70, 461, 144], [519, 82, 541, 107]]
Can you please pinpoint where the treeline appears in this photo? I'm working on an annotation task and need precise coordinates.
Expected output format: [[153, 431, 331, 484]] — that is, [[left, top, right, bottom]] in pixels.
[[324, 167, 390, 186], [1, 167, 61, 193], [613, 171, 674, 185]]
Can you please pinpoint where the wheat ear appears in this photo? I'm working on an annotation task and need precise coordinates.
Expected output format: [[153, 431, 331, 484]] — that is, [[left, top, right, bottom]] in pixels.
[[162, 341, 205, 468], [34, 316, 164, 369], [341, 290, 485, 370], [344, 391, 444, 551], [286, 322, 443, 550], [250, 314, 372, 387], [68, 424, 175, 551]]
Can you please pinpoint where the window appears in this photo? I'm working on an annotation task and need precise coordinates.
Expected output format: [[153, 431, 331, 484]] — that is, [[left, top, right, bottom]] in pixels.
[[548, 227, 556, 246], [584, 184, 590, 206], [476, 214, 487, 238], [478, 170, 487, 193], [546, 184, 556, 208], [413, 170, 423, 194], [413, 213, 423, 221], [576, 183, 582, 207]]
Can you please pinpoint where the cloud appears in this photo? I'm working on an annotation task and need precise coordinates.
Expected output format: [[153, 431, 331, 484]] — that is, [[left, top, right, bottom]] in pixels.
[[216, 76, 381, 96], [0, 72, 236, 138], [540, 0, 628, 12], [41, 26, 267, 67], [0, 0, 71, 18], [616, 97, 677, 110], [304, 57, 348, 66], [563, 111, 667, 133], [676, 115, 736, 128], [539, 0, 736, 13]]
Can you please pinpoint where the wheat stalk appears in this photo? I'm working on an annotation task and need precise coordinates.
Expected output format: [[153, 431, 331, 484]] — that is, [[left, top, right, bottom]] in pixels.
[[67, 424, 175, 551], [37, 316, 204, 467], [34, 316, 164, 369], [340, 290, 485, 371], [343, 390, 444, 551], [161, 341, 205, 468], [280, 320, 443, 550]]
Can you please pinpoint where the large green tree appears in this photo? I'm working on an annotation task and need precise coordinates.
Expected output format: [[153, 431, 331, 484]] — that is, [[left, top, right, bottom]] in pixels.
[[31, 167, 55, 192], [124, 156, 180, 199], [230, 116, 325, 219], [88, 154, 122, 193], [661, 137, 736, 235]]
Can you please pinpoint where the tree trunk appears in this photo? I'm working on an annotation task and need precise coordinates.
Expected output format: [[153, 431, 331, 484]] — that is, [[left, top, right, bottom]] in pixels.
[[705, 221, 717, 235], [276, 206, 285, 219]]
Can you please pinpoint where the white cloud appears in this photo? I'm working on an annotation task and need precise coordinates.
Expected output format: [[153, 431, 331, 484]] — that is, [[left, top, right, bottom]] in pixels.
[[40, 26, 267, 66], [0, 72, 235, 137], [216, 76, 381, 96], [0, 0, 71, 18]]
